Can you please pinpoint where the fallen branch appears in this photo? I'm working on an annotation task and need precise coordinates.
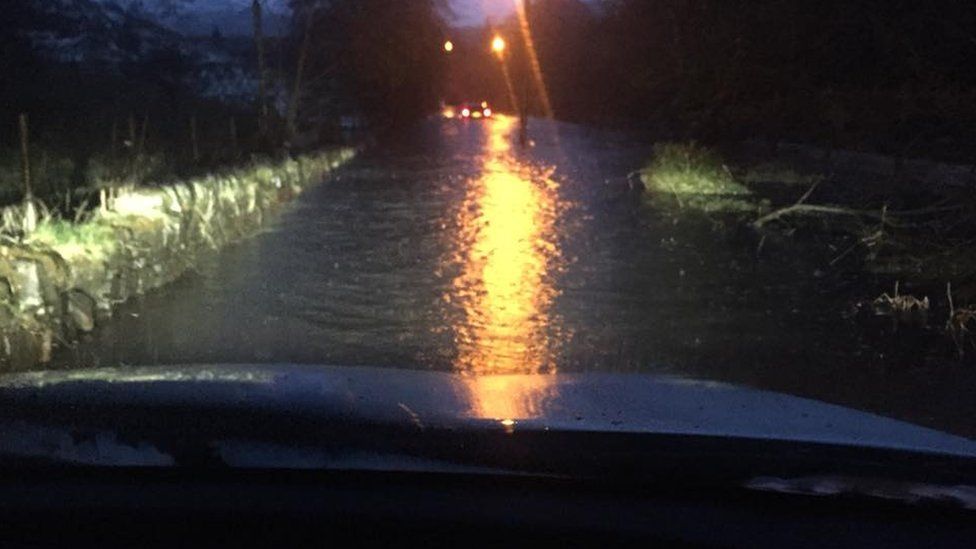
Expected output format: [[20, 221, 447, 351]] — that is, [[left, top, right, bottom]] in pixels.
[[753, 203, 963, 229], [753, 204, 877, 228], [946, 282, 976, 358], [795, 179, 821, 206]]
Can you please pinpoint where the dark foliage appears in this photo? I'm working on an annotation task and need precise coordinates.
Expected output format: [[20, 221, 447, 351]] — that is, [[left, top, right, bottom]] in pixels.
[[481, 0, 976, 159], [0, 0, 267, 205], [285, 0, 447, 131]]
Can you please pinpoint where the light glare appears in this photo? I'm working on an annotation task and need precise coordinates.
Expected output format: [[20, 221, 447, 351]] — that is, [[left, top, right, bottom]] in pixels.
[[491, 36, 506, 54]]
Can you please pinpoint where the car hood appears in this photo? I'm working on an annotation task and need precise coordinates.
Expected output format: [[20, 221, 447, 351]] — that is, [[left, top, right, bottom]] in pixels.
[[0, 364, 974, 459]]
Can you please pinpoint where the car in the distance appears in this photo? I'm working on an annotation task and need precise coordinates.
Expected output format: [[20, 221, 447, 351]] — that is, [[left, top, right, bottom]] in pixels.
[[444, 101, 493, 120]]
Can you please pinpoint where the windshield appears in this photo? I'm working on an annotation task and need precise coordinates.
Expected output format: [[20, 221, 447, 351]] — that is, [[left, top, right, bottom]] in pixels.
[[2, 0, 976, 452]]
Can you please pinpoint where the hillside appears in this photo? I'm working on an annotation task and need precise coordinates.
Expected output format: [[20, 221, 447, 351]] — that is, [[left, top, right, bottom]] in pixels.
[[103, 0, 291, 37], [10, 0, 261, 104]]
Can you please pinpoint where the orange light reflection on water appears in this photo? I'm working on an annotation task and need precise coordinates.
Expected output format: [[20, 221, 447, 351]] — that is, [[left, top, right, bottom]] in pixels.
[[451, 115, 564, 421]]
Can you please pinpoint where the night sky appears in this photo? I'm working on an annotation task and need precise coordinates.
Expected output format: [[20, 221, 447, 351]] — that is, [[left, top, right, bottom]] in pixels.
[[132, 0, 515, 26], [450, 0, 516, 26]]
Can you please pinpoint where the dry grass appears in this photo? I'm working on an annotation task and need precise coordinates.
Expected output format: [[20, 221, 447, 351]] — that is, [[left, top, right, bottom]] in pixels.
[[5, 149, 354, 263], [946, 282, 976, 358], [873, 281, 930, 318], [27, 219, 118, 261], [641, 142, 757, 214]]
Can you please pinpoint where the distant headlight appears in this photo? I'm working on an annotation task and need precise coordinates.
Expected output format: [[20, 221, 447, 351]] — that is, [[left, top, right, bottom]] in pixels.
[[461, 108, 471, 118], [483, 108, 492, 117]]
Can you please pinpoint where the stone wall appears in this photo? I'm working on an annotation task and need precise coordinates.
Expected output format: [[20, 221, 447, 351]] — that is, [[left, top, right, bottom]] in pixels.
[[0, 148, 356, 371]]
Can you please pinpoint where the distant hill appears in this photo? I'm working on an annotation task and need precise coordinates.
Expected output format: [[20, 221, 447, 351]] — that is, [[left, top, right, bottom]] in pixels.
[[25, 0, 183, 65], [14, 0, 264, 104], [156, 4, 290, 37], [102, 0, 290, 37]]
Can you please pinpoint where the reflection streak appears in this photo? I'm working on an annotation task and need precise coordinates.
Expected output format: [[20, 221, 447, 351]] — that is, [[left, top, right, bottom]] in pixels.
[[450, 116, 564, 420]]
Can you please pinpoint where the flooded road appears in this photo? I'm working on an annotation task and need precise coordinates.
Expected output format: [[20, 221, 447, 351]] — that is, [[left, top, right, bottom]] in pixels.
[[54, 115, 976, 437]]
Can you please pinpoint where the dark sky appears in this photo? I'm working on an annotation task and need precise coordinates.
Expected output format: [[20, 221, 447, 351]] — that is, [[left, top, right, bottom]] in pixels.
[[451, 0, 516, 26], [133, 0, 514, 25]]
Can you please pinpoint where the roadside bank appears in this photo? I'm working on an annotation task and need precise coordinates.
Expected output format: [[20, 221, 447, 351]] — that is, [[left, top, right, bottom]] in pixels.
[[638, 141, 976, 359], [0, 148, 356, 371]]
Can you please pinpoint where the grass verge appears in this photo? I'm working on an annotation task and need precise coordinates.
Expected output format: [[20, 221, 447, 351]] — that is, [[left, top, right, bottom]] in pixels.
[[0, 147, 357, 371], [640, 142, 757, 214], [639, 141, 976, 357]]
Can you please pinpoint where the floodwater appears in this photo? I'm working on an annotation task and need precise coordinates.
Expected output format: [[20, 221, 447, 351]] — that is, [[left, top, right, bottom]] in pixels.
[[53, 115, 976, 437]]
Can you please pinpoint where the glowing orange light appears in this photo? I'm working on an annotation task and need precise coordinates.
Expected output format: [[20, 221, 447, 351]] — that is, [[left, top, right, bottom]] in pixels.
[[443, 40, 454, 53], [481, 101, 489, 108], [463, 375, 558, 421], [448, 116, 567, 422], [491, 36, 506, 55], [442, 107, 456, 119], [451, 115, 563, 377]]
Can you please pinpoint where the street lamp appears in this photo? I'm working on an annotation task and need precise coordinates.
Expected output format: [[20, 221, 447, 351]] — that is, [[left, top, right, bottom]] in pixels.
[[444, 40, 454, 53], [491, 35, 506, 56]]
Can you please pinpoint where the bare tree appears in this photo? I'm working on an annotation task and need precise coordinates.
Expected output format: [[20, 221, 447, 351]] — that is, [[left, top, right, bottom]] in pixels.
[[286, 6, 317, 141], [252, 0, 269, 129]]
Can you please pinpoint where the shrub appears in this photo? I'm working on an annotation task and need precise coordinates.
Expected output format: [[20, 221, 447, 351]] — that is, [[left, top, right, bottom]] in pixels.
[[28, 219, 118, 261], [641, 142, 755, 213]]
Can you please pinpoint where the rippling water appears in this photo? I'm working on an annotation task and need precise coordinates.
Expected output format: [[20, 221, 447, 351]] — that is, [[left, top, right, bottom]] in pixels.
[[52, 115, 976, 436], [450, 116, 566, 374]]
